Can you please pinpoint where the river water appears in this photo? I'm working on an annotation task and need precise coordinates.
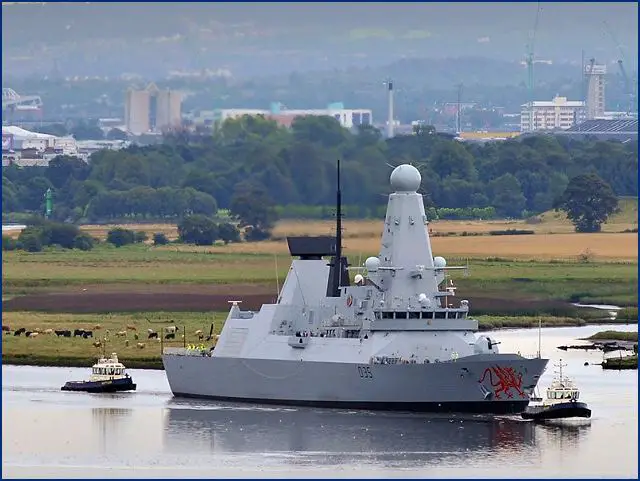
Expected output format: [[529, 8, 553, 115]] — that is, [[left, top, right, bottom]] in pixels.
[[2, 324, 638, 478]]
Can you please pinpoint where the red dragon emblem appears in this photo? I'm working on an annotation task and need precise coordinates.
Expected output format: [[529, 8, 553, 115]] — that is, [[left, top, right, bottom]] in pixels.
[[479, 366, 526, 399]]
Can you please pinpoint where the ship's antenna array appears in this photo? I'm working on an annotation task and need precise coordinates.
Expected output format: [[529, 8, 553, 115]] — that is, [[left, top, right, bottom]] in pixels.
[[331, 158, 343, 297]]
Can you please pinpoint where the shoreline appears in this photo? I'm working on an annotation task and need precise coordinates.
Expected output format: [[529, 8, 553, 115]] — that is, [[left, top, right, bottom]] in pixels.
[[3, 320, 636, 371]]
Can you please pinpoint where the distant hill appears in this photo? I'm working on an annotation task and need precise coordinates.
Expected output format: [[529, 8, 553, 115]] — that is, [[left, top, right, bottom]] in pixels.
[[2, 2, 637, 78]]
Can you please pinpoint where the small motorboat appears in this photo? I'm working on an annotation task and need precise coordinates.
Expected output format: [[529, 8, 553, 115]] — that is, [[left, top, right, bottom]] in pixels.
[[522, 360, 591, 421], [61, 353, 137, 393]]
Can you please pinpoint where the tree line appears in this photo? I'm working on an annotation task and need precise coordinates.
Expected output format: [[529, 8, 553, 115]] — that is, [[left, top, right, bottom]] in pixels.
[[2, 115, 637, 229]]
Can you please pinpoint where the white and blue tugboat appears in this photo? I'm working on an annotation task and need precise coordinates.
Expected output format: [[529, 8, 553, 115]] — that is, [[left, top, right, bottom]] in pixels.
[[522, 360, 591, 421], [61, 353, 136, 393], [163, 162, 548, 414]]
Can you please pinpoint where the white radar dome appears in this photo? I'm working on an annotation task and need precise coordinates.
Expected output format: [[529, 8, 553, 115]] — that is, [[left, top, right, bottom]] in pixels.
[[390, 164, 421, 192], [365, 256, 380, 272], [354, 274, 364, 285], [433, 256, 447, 269]]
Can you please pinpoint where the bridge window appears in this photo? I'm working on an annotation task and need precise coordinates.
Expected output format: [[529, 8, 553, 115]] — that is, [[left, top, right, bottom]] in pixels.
[[421, 312, 433, 319], [435, 312, 446, 319], [395, 312, 407, 319], [409, 312, 420, 319], [381, 312, 394, 319]]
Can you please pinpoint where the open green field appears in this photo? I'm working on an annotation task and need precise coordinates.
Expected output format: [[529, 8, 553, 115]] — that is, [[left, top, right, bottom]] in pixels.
[[2, 244, 637, 308]]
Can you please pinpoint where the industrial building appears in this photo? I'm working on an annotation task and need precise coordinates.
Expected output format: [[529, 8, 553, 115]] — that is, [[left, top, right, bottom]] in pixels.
[[198, 103, 373, 130], [520, 96, 586, 132], [124, 83, 183, 135], [2, 125, 82, 166]]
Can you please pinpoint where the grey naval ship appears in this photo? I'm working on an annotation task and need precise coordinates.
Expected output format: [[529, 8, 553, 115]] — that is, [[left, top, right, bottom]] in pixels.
[[163, 163, 549, 414]]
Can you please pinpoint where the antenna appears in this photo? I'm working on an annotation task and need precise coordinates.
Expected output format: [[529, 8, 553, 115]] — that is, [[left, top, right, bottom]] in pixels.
[[274, 254, 280, 300], [537, 317, 542, 358], [330, 158, 343, 298], [456, 83, 463, 134], [386, 79, 394, 139]]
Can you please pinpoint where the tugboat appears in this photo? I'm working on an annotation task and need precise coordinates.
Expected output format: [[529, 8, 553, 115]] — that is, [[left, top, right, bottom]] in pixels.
[[61, 353, 137, 393], [522, 360, 591, 421]]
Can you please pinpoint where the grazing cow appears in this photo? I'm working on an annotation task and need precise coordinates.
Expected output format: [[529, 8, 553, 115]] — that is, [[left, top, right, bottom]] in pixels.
[[34, 328, 42, 333], [147, 329, 155, 334], [165, 326, 177, 335], [125, 340, 130, 347], [134, 333, 139, 340], [126, 325, 137, 331], [28, 332, 39, 338], [25, 331, 32, 337], [148, 331, 158, 340], [44, 329, 54, 335], [136, 342, 145, 349], [15, 328, 26, 335], [116, 331, 127, 337], [2, 325, 10, 332], [73, 329, 85, 338], [82, 330, 93, 339], [55, 330, 67, 337], [194, 329, 203, 336], [165, 332, 175, 340], [93, 341, 102, 348]]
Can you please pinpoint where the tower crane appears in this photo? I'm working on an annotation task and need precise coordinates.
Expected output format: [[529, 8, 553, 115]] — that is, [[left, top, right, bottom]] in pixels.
[[525, 2, 542, 132], [603, 20, 637, 114]]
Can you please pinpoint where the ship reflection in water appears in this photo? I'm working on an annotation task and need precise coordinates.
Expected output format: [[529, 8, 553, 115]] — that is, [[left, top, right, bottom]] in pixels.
[[162, 399, 592, 470]]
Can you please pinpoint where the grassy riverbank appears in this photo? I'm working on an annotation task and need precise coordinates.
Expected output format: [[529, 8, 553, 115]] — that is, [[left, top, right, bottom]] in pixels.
[[2, 311, 636, 369], [585, 330, 639, 342]]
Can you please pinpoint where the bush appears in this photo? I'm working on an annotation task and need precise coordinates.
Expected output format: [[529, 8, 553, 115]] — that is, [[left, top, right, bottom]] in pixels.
[[106, 228, 136, 247], [73, 233, 95, 251], [134, 231, 149, 243], [2, 235, 18, 251], [218, 222, 241, 244], [153, 233, 169, 246], [244, 226, 271, 242], [17, 229, 43, 252]]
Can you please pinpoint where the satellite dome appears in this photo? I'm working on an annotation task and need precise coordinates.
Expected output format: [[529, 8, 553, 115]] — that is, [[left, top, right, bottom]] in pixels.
[[433, 256, 447, 269], [390, 164, 421, 192], [365, 256, 380, 272]]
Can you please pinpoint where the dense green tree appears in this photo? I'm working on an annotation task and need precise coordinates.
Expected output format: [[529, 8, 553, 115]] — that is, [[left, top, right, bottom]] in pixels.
[[555, 173, 619, 233], [178, 214, 218, 246], [218, 222, 241, 244], [153, 232, 169, 246], [230, 181, 278, 240]]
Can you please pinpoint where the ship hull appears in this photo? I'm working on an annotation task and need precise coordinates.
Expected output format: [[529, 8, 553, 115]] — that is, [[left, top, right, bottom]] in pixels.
[[61, 377, 136, 393], [162, 355, 547, 415]]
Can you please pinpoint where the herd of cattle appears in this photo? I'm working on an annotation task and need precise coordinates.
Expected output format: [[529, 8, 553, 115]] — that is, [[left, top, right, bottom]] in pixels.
[[2, 324, 215, 350]]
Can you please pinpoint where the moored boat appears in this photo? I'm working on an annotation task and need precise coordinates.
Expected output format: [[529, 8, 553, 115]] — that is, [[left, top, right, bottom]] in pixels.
[[61, 353, 137, 393]]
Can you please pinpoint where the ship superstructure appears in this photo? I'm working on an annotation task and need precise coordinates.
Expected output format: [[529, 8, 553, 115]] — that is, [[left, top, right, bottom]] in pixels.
[[163, 163, 548, 413]]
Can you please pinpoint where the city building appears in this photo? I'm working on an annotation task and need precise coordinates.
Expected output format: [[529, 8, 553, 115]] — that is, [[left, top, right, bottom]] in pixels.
[[200, 103, 373, 130], [124, 83, 183, 135], [2, 125, 83, 166], [584, 62, 606, 120], [520, 96, 586, 132]]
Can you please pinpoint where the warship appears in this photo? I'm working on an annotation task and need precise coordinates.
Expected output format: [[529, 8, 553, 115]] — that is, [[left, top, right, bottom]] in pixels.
[[163, 162, 548, 414]]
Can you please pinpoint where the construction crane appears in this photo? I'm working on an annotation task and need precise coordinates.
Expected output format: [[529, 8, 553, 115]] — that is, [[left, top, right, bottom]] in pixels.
[[603, 20, 637, 114], [525, 2, 542, 132]]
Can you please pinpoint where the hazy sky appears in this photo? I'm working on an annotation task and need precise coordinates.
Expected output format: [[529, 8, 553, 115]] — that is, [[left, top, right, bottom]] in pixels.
[[2, 2, 637, 78]]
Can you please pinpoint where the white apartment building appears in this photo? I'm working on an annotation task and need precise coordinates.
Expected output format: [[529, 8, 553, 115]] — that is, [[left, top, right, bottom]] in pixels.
[[520, 96, 586, 132]]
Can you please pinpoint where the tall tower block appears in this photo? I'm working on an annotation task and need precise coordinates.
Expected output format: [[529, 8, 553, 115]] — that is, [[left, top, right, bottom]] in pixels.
[[584, 62, 606, 119]]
